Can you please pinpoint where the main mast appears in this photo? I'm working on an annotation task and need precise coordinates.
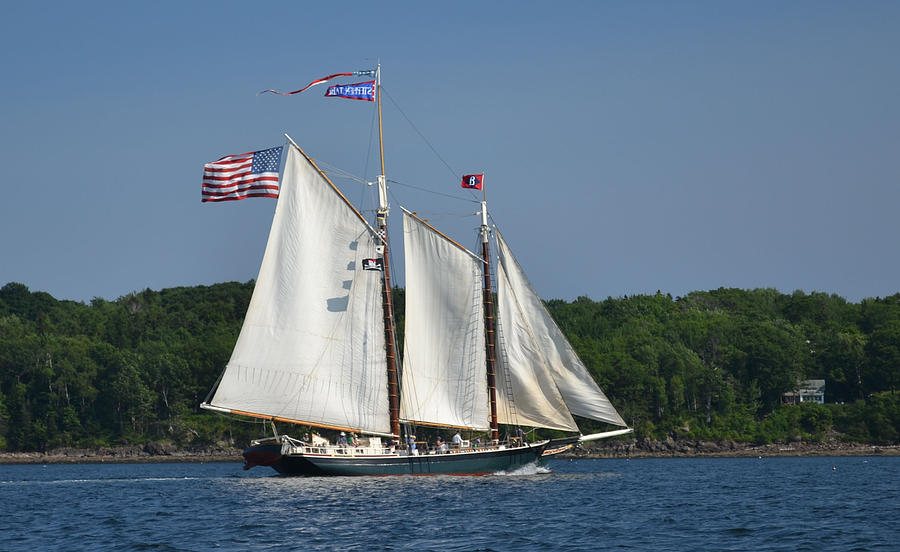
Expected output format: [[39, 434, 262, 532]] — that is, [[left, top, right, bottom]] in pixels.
[[375, 64, 402, 439]]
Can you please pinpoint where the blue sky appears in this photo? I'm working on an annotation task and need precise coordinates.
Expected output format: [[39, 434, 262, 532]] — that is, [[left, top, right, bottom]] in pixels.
[[1, 1, 898, 304]]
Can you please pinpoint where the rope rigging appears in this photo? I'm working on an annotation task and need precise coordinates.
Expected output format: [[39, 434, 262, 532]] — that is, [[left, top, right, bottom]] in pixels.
[[380, 86, 459, 181], [315, 83, 488, 219]]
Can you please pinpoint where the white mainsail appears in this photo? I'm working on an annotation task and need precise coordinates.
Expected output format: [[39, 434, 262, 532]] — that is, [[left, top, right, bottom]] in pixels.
[[399, 209, 491, 430], [206, 145, 390, 435], [495, 232, 627, 430]]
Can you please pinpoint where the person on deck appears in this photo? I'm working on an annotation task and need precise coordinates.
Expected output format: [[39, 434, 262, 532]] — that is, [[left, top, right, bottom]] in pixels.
[[516, 427, 526, 446], [452, 432, 463, 449]]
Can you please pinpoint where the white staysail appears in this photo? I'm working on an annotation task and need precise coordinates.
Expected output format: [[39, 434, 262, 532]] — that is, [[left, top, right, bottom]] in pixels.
[[399, 209, 491, 430], [206, 145, 390, 434], [495, 232, 627, 429]]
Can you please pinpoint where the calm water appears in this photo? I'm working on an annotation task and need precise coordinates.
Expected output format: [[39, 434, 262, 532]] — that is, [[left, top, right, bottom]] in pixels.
[[1, 456, 897, 551]]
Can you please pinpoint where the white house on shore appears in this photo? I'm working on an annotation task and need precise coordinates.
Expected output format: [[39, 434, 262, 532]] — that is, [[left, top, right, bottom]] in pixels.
[[782, 379, 826, 405]]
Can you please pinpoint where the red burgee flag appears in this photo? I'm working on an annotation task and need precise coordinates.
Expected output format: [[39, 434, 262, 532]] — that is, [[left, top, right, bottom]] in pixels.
[[461, 174, 484, 190], [202, 146, 283, 202], [258, 70, 376, 96]]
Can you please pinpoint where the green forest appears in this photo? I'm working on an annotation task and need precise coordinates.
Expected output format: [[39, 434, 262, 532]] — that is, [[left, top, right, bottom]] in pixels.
[[1, 281, 899, 452]]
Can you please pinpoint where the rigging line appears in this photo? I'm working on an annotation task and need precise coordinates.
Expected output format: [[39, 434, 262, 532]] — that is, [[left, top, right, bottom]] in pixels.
[[424, 213, 481, 223], [314, 160, 380, 212], [487, 214, 504, 236], [386, 188, 402, 211], [486, 231, 518, 429], [317, 162, 369, 186], [380, 85, 483, 204], [366, 96, 377, 179], [494, 279, 519, 427], [362, 99, 378, 208], [388, 178, 480, 204], [385, 222, 402, 366], [386, 188, 474, 222], [381, 86, 459, 180]]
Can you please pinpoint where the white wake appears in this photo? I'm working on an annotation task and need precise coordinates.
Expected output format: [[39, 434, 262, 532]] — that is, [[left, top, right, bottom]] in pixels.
[[493, 461, 552, 476]]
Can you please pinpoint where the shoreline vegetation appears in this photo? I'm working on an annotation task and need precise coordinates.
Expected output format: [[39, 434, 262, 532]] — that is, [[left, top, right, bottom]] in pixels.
[[2, 439, 897, 465], [2, 283, 899, 459]]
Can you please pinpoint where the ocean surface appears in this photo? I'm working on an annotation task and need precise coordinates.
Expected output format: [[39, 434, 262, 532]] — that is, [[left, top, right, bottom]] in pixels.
[[1, 456, 897, 551]]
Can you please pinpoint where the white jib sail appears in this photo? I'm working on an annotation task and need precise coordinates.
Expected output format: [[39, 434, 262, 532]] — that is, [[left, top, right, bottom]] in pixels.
[[495, 235, 578, 432], [495, 232, 627, 429], [207, 145, 390, 434], [399, 210, 490, 430]]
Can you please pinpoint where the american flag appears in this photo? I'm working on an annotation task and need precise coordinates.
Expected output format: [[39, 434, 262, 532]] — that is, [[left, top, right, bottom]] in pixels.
[[201, 146, 283, 202]]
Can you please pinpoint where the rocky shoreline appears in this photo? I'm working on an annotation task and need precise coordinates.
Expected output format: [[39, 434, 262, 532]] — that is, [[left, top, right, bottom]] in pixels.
[[0, 443, 243, 465], [1, 438, 897, 465], [567, 437, 900, 459]]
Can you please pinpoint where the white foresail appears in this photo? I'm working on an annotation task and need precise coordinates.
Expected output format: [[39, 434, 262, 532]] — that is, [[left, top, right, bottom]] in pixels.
[[494, 235, 578, 432], [206, 145, 390, 434], [399, 210, 491, 430], [495, 232, 627, 429]]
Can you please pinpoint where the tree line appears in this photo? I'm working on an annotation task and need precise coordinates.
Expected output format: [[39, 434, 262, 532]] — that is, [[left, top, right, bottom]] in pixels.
[[0, 281, 898, 452], [546, 289, 900, 443]]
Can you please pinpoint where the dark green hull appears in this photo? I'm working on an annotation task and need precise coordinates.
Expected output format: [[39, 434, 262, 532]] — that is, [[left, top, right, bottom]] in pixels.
[[245, 441, 549, 476]]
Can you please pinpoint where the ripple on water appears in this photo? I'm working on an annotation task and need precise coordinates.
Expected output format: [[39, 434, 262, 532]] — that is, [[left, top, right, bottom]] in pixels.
[[1, 458, 899, 551]]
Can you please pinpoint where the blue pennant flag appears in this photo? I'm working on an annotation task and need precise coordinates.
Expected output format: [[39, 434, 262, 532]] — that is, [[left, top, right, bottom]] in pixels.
[[325, 80, 376, 102]]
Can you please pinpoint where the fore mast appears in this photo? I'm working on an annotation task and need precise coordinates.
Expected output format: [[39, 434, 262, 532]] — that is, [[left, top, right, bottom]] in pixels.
[[479, 190, 500, 442]]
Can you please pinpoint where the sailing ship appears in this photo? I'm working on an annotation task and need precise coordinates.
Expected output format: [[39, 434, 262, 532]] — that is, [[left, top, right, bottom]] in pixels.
[[201, 66, 631, 475]]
